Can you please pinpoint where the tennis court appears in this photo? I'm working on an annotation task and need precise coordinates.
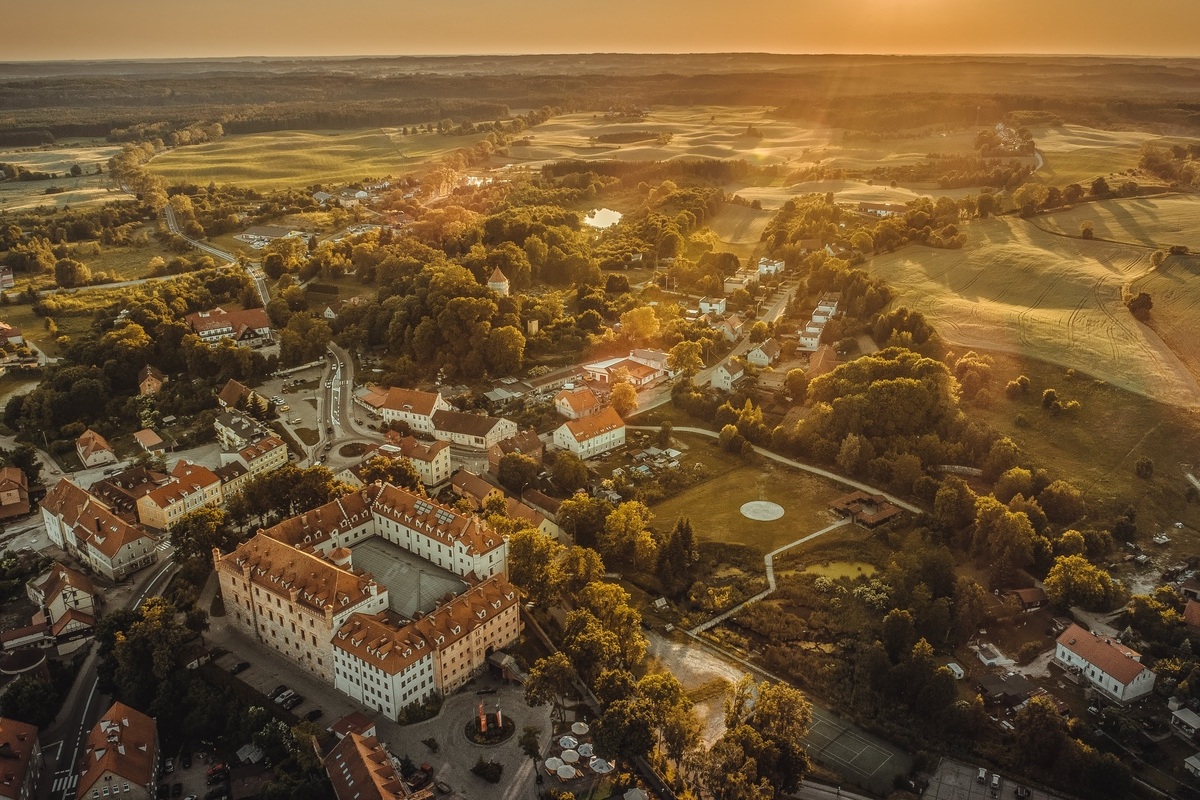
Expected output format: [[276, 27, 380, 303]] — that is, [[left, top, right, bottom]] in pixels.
[[805, 707, 912, 795]]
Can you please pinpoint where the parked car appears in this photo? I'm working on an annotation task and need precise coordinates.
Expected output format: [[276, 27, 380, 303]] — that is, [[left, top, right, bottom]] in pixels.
[[283, 694, 304, 710], [207, 771, 229, 786], [164, 758, 174, 774], [172, 783, 183, 797], [206, 763, 228, 778], [977, 768, 988, 784], [181, 752, 192, 769], [267, 685, 287, 700], [229, 661, 250, 675], [304, 709, 324, 722], [274, 689, 295, 705], [204, 789, 230, 800], [435, 781, 452, 794], [991, 773, 1001, 790]]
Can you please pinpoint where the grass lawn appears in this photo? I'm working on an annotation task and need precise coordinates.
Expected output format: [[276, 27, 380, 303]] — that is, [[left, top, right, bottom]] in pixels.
[[0, 303, 93, 359], [148, 128, 489, 191], [863, 214, 1200, 409], [1035, 194, 1200, 252], [965, 348, 1200, 541], [651, 462, 844, 553], [0, 140, 131, 211]]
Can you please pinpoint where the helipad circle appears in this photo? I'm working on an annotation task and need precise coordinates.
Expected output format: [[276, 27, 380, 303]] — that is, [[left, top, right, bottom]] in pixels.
[[740, 501, 785, 521]]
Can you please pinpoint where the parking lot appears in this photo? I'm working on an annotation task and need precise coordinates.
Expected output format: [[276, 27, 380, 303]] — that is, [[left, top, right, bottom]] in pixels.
[[923, 758, 1059, 800]]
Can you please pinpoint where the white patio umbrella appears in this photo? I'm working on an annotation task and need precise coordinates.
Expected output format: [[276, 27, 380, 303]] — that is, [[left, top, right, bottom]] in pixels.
[[590, 757, 614, 774], [578, 743, 594, 757], [557, 765, 577, 781], [561, 749, 580, 764], [544, 757, 563, 771], [558, 735, 578, 749], [571, 721, 590, 735], [623, 789, 647, 800]]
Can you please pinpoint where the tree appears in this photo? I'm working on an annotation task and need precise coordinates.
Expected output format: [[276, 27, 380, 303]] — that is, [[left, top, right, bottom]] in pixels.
[[1090, 176, 1111, 197], [619, 306, 660, 344], [1134, 457, 1154, 479], [748, 321, 769, 343], [497, 452, 539, 494], [551, 452, 589, 494], [784, 368, 808, 400], [518, 726, 542, 763], [1012, 694, 1067, 767], [557, 492, 612, 548], [169, 506, 232, 562], [54, 258, 91, 288], [600, 501, 657, 564], [1, 675, 60, 727], [507, 528, 563, 608], [657, 421, 673, 448], [994, 467, 1033, 504], [1044, 555, 1120, 610], [559, 545, 605, 596], [1038, 479, 1086, 523], [525, 653, 577, 723], [484, 325, 525, 375], [657, 517, 697, 597], [594, 698, 657, 763], [1080, 221, 1095, 239], [667, 340, 704, 378], [610, 382, 638, 417], [1125, 291, 1153, 320], [357, 454, 424, 494]]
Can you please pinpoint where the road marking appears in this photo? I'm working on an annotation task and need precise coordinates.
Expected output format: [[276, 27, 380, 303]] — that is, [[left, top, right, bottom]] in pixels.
[[51, 774, 78, 792]]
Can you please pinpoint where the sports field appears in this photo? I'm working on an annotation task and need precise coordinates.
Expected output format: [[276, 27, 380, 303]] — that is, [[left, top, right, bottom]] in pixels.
[[651, 463, 843, 553], [149, 128, 486, 190], [864, 216, 1200, 408], [1037, 194, 1200, 252]]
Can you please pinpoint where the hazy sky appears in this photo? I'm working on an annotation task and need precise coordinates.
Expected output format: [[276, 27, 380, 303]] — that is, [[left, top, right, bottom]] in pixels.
[[9, 0, 1200, 61]]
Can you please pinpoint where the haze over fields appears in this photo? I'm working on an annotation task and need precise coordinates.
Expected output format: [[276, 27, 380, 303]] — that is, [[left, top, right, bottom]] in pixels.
[[6, 1, 1200, 60]]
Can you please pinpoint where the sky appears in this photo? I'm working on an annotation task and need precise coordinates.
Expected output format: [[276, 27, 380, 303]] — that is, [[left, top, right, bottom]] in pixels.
[[8, 0, 1200, 61]]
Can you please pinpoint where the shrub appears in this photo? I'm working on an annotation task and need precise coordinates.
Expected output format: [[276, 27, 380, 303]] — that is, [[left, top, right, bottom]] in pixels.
[[1080, 221, 1094, 239], [471, 758, 504, 783], [1134, 458, 1154, 479]]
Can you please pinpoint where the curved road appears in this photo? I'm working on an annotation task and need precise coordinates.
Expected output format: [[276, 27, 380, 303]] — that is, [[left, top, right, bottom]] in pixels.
[[164, 205, 270, 307]]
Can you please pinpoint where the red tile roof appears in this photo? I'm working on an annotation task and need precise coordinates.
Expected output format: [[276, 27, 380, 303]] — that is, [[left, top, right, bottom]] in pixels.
[[364, 387, 444, 417], [324, 732, 415, 800], [0, 717, 39, 798], [563, 406, 624, 443], [77, 701, 157, 797], [218, 533, 381, 614], [75, 429, 113, 460], [1056, 623, 1148, 685], [555, 387, 601, 416], [41, 480, 154, 559], [1185, 599, 1200, 630]]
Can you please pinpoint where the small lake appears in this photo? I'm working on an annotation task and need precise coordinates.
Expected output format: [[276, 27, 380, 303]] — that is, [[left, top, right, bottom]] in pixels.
[[584, 208, 622, 229], [802, 561, 877, 579]]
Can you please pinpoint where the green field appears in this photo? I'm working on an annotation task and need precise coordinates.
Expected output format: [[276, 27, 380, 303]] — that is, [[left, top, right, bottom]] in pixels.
[[1029, 124, 1173, 188], [149, 128, 487, 190], [651, 463, 844, 553], [863, 215, 1200, 409], [0, 141, 131, 211], [1036, 194, 1200, 252]]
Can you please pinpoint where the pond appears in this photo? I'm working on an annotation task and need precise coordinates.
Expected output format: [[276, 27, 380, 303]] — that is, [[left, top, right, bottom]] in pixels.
[[584, 208, 622, 229], [802, 560, 876, 580]]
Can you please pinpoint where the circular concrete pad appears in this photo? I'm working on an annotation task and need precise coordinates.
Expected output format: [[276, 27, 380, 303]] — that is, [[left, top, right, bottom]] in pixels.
[[740, 501, 785, 521]]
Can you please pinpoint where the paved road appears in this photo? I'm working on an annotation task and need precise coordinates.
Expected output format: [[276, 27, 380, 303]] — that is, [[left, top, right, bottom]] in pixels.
[[163, 205, 270, 307], [42, 558, 179, 800], [637, 278, 799, 414]]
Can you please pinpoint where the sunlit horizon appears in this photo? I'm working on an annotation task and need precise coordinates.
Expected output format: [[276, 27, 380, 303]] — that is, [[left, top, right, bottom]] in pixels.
[[6, 0, 1200, 62]]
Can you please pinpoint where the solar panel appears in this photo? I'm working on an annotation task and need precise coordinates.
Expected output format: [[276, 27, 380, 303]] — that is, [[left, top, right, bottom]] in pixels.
[[435, 509, 456, 526], [413, 500, 433, 516]]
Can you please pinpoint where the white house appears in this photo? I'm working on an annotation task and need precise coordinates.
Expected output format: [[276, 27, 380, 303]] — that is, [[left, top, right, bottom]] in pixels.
[[713, 315, 745, 343], [554, 386, 602, 420], [812, 293, 840, 323], [757, 257, 784, 277], [698, 297, 727, 315], [357, 387, 451, 433], [710, 362, 745, 393], [1171, 707, 1200, 739], [1054, 624, 1156, 704], [431, 410, 518, 450], [75, 429, 116, 468], [747, 338, 782, 367], [799, 321, 825, 352], [553, 406, 625, 460], [1187, 753, 1200, 780]]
